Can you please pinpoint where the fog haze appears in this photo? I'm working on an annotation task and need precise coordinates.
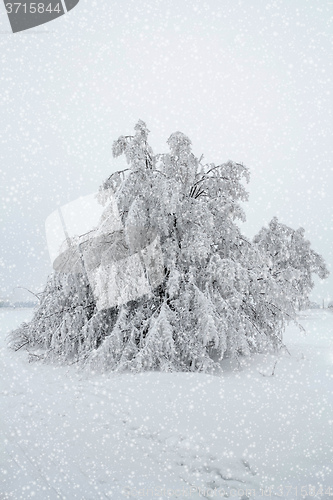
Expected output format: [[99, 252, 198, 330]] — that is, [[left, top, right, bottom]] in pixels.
[[0, 0, 332, 303]]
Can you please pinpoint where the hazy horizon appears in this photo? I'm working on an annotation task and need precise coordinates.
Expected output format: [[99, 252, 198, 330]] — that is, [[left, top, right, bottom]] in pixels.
[[1, 0, 332, 303]]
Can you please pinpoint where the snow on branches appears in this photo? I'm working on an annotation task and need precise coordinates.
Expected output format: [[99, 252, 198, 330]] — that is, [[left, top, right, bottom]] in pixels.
[[254, 217, 329, 310], [10, 121, 329, 373]]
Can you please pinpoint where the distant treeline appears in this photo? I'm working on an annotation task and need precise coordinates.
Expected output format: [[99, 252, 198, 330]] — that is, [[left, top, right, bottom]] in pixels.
[[0, 301, 37, 308]]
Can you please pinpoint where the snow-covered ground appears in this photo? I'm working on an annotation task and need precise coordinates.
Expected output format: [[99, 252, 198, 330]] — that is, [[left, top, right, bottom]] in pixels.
[[1, 309, 332, 500]]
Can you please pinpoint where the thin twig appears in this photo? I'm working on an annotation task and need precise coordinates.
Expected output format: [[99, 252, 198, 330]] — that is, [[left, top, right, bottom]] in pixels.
[[14, 286, 41, 303], [259, 360, 278, 377], [153, 169, 167, 178], [15, 341, 29, 352]]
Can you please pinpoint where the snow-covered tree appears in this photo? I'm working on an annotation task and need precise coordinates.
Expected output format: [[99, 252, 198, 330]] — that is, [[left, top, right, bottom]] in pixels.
[[254, 217, 329, 311], [10, 121, 329, 372]]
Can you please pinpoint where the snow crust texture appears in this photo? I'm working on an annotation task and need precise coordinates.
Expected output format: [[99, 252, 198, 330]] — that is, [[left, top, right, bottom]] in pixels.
[[1, 308, 333, 499]]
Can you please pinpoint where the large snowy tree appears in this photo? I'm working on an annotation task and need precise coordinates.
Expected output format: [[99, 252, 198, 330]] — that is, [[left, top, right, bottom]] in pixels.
[[10, 121, 329, 372]]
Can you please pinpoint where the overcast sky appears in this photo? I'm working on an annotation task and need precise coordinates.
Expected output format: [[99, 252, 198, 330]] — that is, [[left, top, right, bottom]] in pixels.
[[0, 0, 332, 303]]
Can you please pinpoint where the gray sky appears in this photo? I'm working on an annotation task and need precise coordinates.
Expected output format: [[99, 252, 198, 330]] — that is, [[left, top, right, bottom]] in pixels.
[[0, 0, 332, 303]]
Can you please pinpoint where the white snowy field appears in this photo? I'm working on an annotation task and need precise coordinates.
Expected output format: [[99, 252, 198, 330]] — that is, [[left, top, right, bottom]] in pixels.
[[0, 309, 333, 500]]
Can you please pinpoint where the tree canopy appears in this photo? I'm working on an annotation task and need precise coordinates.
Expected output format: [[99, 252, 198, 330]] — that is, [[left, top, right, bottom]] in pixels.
[[10, 121, 329, 373]]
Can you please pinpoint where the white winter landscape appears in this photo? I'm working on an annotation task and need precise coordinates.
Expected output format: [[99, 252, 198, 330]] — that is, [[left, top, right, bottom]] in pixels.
[[1, 307, 332, 499], [1, 1, 332, 499]]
